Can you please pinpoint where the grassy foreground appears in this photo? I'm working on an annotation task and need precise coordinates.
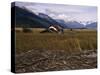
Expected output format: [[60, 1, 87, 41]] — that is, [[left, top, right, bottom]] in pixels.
[[16, 29, 97, 54]]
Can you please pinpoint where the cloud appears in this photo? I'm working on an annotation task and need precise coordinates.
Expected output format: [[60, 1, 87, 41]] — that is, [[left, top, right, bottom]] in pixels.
[[57, 14, 67, 19]]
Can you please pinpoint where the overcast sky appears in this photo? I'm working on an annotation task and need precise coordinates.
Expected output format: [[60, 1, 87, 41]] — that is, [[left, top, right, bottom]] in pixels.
[[15, 2, 97, 23]]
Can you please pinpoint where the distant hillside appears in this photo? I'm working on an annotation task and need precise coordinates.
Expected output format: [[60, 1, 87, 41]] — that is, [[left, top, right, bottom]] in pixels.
[[11, 6, 53, 28], [56, 19, 85, 29], [86, 22, 97, 29], [55, 19, 68, 28], [66, 21, 85, 29], [38, 13, 61, 26]]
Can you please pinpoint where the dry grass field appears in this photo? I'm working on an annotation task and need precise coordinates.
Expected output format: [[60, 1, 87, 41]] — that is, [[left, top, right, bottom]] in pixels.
[[16, 28, 97, 54], [15, 28, 97, 73]]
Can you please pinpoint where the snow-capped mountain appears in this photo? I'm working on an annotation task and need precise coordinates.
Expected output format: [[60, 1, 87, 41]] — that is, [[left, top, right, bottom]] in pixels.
[[12, 5, 97, 29]]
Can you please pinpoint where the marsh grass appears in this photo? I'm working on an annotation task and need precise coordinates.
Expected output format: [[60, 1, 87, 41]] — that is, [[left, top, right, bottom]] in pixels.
[[15, 29, 97, 54]]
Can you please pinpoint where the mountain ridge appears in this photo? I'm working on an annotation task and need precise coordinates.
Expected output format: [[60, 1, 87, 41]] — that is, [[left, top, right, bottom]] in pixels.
[[12, 6, 97, 29]]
